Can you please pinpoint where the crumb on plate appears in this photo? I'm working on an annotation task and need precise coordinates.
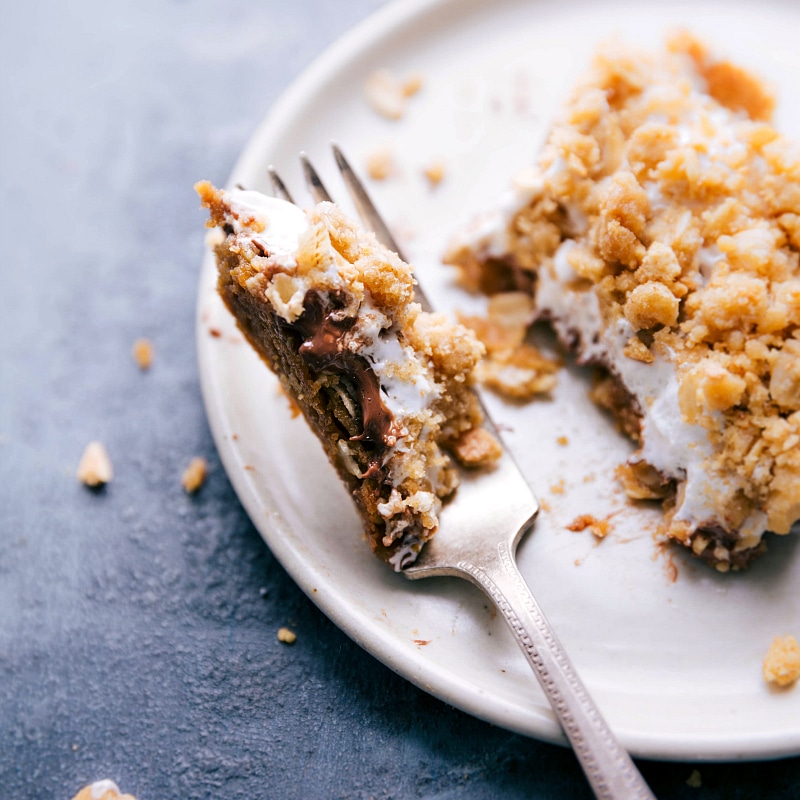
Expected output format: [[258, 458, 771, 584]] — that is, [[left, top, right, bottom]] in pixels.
[[451, 426, 503, 468], [423, 160, 445, 186], [366, 147, 395, 180], [364, 69, 424, 119], [566, 514, 611, 540], [763, 634, 800, 687]]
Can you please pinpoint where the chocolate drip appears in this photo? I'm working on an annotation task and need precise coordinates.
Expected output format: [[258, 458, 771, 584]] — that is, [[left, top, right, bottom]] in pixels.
[[284, 291, 395, 449]]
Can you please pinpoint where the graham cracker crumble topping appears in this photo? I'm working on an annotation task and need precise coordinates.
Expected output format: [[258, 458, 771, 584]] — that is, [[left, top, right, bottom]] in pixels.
[[459, 292, 560, 399], [447, 32, 800, 566], [77, 441, 113, 487], [763, 634, 800, 687]]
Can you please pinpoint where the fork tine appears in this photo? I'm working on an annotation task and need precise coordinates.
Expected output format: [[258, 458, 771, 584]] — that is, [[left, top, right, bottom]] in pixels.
[[268, 166, 294, 204], [332, 144, 404, 260], [332, 143, 432, 312], [300, 152, 333, 203]]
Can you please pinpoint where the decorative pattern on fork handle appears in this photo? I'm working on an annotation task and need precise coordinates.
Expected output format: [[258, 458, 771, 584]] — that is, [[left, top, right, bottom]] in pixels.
[[455, 541, 655, 800]]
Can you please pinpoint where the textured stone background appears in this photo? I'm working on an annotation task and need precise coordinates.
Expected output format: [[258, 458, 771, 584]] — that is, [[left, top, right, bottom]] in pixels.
[[1, 1, 799, 798]]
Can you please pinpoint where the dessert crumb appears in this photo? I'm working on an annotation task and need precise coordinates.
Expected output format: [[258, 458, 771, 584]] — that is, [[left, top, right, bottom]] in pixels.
[[452, 426, 502, 468], [364, 69, 422, 119], [181, 456, 207, 494], [664, 553, 679, 583], [556, 435, 568, 446], [277, 627, 297, 645], [566, 514, 611, 540], [71, 780, 136, 800], [459, 293, 559, 400], [401, 71, 424, 97], [366, 147, 395, 180], [209, 327, 222, 338], [132, 338, 154, 370], [423, 160, 445, 187], [550, 479, 565, 495], [77, 441, 113, 487], [763, 635, 800, 687], [686, 769, 702, 788]]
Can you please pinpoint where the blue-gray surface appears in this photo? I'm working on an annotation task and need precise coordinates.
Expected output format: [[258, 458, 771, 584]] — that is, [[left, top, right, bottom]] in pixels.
[[1, 1, 798, 798]]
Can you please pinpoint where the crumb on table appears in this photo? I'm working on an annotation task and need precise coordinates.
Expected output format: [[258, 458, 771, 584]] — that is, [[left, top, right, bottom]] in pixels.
[[763, 634, 800, 687], [277, 627, 297, 645], [131, 338, 154, 370], [181, 457, 207, 493], [71, 780, 137, 800], [77, 441, 113, 487], [686, 769, 702, 788]]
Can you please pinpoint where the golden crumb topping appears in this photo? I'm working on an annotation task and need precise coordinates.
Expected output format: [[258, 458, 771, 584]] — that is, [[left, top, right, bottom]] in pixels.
[[448, 33, 800, 554], [458, 292, 560, 399]]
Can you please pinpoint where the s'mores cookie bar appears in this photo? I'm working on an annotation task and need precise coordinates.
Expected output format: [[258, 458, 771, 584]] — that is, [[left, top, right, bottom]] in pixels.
[[198, 183, 498, 569]]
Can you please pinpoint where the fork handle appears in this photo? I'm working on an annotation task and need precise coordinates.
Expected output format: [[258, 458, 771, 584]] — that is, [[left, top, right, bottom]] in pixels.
[[457, 542, 656, 800]]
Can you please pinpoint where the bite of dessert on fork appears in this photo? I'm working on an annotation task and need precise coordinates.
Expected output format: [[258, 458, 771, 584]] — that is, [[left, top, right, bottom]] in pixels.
[[196, 177, 501, 570]]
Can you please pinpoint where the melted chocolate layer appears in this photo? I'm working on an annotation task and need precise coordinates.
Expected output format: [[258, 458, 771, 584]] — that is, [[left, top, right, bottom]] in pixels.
[[284, 291, 395, 449]]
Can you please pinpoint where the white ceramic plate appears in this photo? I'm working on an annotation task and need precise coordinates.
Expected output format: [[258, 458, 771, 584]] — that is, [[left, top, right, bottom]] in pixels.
[[197, 0, 800, 760]]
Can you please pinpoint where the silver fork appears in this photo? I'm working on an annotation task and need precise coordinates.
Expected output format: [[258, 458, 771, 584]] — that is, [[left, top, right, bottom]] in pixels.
[[268, 145, 657, 800]]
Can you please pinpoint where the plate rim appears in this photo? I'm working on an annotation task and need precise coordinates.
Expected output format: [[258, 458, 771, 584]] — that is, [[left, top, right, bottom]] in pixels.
[[196, 0, 800, 761]]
